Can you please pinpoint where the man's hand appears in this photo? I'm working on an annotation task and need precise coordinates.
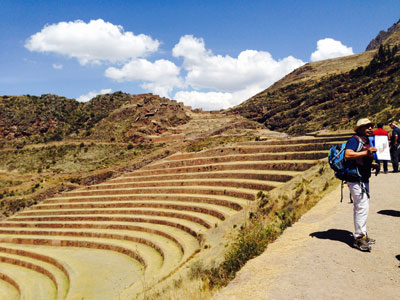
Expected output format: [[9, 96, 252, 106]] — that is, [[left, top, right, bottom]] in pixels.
[[368, 146, 377, 157]]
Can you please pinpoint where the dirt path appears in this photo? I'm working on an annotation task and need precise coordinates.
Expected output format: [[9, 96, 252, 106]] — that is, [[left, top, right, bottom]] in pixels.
[[212, 172, 400, 300]]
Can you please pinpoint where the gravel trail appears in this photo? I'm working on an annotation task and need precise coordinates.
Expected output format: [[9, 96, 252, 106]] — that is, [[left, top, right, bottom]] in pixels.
[[212, 172, 400, 300]]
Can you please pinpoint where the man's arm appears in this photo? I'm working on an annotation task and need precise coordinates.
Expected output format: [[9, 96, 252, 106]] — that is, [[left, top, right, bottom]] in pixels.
[[345, 147, 377, 160]]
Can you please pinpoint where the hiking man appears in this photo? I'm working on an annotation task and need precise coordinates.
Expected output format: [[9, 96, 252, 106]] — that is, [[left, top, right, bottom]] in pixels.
[[345, 118, 378, 251], [389, 121, 400, 173], [373, 123, 389, 173]]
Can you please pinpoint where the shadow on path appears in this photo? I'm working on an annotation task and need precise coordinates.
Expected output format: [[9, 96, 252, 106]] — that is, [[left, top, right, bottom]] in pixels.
[[396, 255, 400, 261], [310, 229, 354, 248], [377, 210, 400, 217]]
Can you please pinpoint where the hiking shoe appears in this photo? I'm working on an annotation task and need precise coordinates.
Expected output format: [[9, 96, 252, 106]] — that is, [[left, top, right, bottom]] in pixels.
[[366, 234, 376, 245], [354, 236, 371, 252]]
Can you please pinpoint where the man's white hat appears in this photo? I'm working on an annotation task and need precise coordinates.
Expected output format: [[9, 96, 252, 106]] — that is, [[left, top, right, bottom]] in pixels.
[[354, 118, 374, 132]]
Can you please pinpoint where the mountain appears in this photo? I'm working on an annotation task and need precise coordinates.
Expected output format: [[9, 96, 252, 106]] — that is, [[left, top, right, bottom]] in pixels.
[[0, 92, 190, 145], [366, 18, 400, 50], [0, 94, 82, 141], [231, 19, 400, 135], [84, 93, 190, 143]]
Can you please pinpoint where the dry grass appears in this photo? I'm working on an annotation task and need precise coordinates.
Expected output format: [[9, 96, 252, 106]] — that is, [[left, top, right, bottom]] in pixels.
[[269, 50, 376, 91], [138, 277, 214, 300]]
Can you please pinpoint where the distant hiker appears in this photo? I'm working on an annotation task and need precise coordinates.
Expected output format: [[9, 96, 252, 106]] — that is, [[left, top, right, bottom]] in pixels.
[[373, 123, 389, 173], [345, 118, 378, 251], [389, 121, 400, 173]]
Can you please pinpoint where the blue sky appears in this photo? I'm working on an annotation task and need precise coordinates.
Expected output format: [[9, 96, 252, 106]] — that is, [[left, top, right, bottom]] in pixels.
[[1, 0, 399, 110]]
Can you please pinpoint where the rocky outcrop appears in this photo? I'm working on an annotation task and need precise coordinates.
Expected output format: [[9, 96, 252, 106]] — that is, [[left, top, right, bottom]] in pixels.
[[366, 18, 400, 50]]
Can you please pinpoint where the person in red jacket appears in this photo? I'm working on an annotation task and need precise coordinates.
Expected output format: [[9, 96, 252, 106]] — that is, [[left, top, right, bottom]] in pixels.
[[373, 123, 389, 173]]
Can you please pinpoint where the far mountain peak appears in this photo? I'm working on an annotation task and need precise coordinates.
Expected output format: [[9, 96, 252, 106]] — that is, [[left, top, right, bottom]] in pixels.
[[366, 18, 400, 51]]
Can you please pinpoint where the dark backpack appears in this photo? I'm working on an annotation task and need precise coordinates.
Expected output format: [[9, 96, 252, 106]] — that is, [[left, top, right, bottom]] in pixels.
[[328, 135, 364, 201]]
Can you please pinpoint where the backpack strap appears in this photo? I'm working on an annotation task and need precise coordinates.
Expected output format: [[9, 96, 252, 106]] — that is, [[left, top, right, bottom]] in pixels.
[[353, 135, 365, 152]]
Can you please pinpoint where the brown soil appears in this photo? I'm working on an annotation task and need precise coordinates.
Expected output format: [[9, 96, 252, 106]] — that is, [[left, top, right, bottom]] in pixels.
[[212, 172, 400, 300]]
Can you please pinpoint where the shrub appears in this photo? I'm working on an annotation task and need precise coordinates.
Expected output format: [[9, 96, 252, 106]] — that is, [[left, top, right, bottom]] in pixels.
[[220, 221, 278, 280], [199, 218, 280, 289]]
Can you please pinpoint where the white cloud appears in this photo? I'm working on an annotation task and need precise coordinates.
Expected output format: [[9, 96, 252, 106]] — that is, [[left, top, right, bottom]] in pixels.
[[171, 35, 304, 109], [172, 35, 211, 66], [105, 58, 183, 98], [77, 88, 112, 102], [174, 84, 268, 110], [310, 38, 353, 62], [25, 19, 159, 65], [173, 35, 304, 92], [174, 91, 233, 110], [52, 63, 63, 69]]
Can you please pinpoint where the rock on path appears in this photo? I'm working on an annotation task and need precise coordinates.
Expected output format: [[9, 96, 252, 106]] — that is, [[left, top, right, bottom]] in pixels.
[[211, 172, 400, 300]]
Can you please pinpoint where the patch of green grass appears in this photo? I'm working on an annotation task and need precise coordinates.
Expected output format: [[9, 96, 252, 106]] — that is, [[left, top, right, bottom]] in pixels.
[[0, 142, 157, 173], [184, 136, 252, 152]]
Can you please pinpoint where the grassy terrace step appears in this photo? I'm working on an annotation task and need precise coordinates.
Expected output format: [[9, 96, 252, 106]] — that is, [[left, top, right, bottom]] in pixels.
[[123, 160, 318, 176], [1, 245, 144, 300], [164, 143, 337, 160], [8, 209, 216, 232], [0, 245, 69, 299], [0, 235, 150, 272], [114, 170, 300, 183], [17, 206, 228, 229], [0, 228, 183, 275], [0, 219, 202, 256], [146, 151, 327, 169], [6, 214, 208, 237], [43, 194, 249, 211], [0, 249, 69, 300], [0, 272, 21, 300], [0, 260, 56, 300], [0, 235, 162, 276], [5, 211, 208, 238], [83, 178, 281, 193], [0, 225, 173, 260], [237, 136, 350, 145], [23, 203, 237, 230], [35, 198, 243, 215], [0, 228, 175, 259], [308, 133, 352, 138], [0, 255, 58, 290], [62, 186, 257, 201], [0, 272, 20, 300], [0, 222, 200, 260]]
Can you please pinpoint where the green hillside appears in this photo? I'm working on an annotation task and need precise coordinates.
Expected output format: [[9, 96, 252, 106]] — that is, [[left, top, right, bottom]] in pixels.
[[231, 19, 400, 135]]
